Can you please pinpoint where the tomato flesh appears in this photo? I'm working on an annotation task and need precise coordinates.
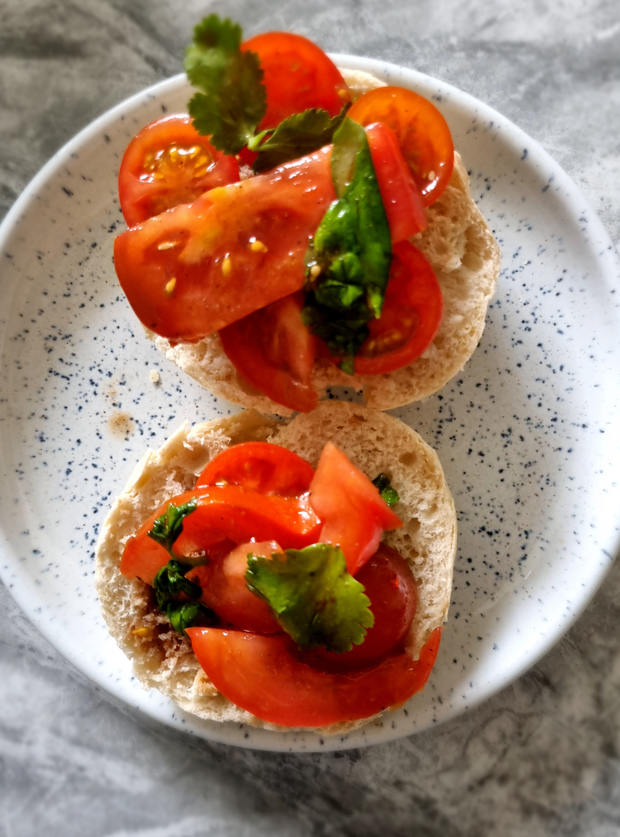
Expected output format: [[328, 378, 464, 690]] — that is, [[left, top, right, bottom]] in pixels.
[[242, 32, 350, 131], [114, 146, 336, 341], [309, 442, 402, 575], [219, 292, 318, 413], [365, 122, 427, 242], [304, 544, 417, 670], [186, 626, 441, 726], [349, 86, 454, 206], [196, 441, 315, 495], [120, 486, 322, 584], [187, 541, 281, 634], [354, 240, 443, 374], [118, 114, 240, 226]]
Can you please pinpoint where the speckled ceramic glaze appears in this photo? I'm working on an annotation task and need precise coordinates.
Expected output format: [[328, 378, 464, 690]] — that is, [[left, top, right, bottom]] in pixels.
[[0, 55, 618, 753]]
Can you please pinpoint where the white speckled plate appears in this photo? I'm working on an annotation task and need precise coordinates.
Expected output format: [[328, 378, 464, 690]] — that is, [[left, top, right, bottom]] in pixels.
[[1, 56, 619, 752]]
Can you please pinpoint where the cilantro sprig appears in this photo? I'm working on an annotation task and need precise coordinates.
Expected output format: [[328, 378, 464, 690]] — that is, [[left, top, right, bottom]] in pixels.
[[147, 499, 213, 634], [246, 543, 374, 652], [184, 14, 346, 170], [303, 118, 392, 372]]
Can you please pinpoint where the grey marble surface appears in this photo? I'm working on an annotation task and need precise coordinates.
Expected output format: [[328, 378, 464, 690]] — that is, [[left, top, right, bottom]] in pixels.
[[1, 0, 619, 834]]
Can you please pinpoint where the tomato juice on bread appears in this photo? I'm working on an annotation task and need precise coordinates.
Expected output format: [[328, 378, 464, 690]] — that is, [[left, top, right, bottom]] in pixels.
[[95, 403, 457, 732], [113, 16, 500, 415]]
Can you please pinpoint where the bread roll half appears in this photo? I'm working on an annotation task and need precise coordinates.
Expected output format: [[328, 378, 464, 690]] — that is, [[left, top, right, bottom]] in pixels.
[[151, 69, 500, 415], [95, 403, 457, 733]]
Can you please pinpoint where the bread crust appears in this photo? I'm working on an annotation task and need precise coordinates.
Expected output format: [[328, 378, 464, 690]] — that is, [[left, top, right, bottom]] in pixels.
[[95, 403, 457, 733], [151, 68, 501, 415]]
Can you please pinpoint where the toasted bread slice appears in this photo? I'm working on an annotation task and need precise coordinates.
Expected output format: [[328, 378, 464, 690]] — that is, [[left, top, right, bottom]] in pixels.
[[151, 68, 500, 415], [95, 403, 457, 732]]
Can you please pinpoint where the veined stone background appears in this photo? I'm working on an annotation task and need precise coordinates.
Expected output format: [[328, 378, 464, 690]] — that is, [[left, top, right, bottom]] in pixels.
[[1, 1, 619, 834]]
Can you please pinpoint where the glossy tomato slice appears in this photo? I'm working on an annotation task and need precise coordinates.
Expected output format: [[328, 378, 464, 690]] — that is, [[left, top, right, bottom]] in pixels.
[[196, 441, 315, 495], [120, 486, 322, 585], [303, 544, 417, 670], [187, 541, 281, 634], [354, 240, 442, 374], [219, 292, 318, 413], [186, 626, 441, 726], [309, 442, 402, 575], [365, 122, 427, 242], [113, 146, 335, 341], [242, 32, 350, 130], [118, 114, 240, 226], [349, 86, 454, 206]]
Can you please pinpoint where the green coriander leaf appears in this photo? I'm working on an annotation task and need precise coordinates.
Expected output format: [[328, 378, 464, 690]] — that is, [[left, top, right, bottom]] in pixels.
[[372, 473, 400, 507], [153, 559, 201, 611], [184, 14, 266, 153], [148, 498, 198, 558], [250, 107, 348, 173], [166, 601, 216, 635], [303, 118, 392, 368], [246, 543, 373, 652]]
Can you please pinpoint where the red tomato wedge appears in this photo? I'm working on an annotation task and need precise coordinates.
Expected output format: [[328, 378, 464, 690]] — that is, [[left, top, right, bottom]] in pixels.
[[118, 114, 240, 226], [365, 122, 427, 242], [303, 544, 417, 670], [219, 292, 318, 413], [354, 240, 443, 374], [309, 442, 402, 575], [113, 146, 336, 341], [187, 541, 281, 634], [186, 626, 441, 726], [120, 486, 322, 585], [196, 441, 315, 495], [348, 86, 454, 206], [242, 32, 350, 130]]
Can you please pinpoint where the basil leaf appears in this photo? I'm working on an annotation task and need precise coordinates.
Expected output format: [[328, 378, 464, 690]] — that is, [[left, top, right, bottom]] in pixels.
[[372, 473, 400, 507]]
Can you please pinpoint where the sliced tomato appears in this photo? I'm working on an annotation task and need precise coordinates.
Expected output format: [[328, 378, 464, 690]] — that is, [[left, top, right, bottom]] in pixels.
[[349, 86, 454, 206], [118, 114, 240, 226], [219, 292, 318, 413], [120, 486, 322, 584], [309, 442, 402, 575], [113, 146, 335, 341], [304, 544, 417, 670], [354, 240, 442, 374], [242, 32, 350, 130], [186, 626, 441, 726], [187, 541, 281, 634], [365, 122, 427, 242], [196, 441, 315, 495]]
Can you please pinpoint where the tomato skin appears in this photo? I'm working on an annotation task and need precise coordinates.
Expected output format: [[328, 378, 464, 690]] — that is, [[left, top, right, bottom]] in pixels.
[[186, 626, 441, 727], [196, 441, 315, 495], [304, 544, 417, 670], [219, 292, 318, 413], [114, 146, 336, 341], [186, 541, 281, 634], [348, 86, 454, 206], [120, 486, 322, 584], [309, 442, 402, 575], [354, 240, 443, 374], [242, 32, 350, 131], [118, 114, 240, 226], [365, 122, 427, 242]]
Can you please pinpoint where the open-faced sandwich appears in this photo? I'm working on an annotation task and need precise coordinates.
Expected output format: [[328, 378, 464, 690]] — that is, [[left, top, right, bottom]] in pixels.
[[113, 16, 500, 415], [95, 403, 456, 731]]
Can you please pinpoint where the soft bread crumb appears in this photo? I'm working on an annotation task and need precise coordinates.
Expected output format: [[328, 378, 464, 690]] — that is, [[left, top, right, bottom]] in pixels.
[[95, 404, 456, 733]]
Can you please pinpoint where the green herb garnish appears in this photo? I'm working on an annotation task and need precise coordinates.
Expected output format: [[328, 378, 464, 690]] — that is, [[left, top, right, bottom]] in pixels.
[[152, 559, 214, 636], [372, 473, 400, 507], [246, 543, 373, 652], [148, 498, 197, 560], [185, 14, 346, 170], [303, 118, 392, 371]]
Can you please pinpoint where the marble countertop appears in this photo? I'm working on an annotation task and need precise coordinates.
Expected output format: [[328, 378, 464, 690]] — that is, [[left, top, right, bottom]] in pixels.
[[1, 0, 619, 834]]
